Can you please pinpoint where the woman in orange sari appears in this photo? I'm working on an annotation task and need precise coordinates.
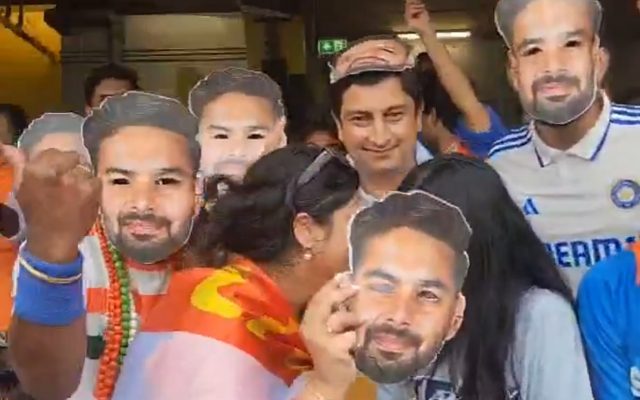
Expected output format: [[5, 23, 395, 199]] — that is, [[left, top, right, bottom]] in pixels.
[[114, 144, 364, 400]]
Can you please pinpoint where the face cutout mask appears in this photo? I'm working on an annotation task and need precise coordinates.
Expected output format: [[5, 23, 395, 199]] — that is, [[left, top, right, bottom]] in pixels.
[[330, 38, 416, 84], [347, 190, 471, 383]]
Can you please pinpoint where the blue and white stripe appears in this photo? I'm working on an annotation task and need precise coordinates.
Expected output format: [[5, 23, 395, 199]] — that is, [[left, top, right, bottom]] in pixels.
[[488, 126, 533, 158], [611, 104, 640, 126]]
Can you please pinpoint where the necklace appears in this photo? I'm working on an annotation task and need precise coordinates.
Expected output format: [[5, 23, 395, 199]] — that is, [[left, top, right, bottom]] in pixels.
[[94, 225, 138, 400]]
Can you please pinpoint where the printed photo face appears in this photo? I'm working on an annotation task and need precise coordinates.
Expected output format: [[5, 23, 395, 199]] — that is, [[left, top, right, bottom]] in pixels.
[[508, 0, 602, 124], [331, 39, 413, 83], [198, 92, 285, 181]]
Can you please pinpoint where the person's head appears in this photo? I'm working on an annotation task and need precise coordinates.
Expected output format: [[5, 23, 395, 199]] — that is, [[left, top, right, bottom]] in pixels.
[[350, 191, 470, 384], [83, 91, 200, 264], [84, 63, 140, 115], [294, 106, 340, 148], [193, 145, 361, 308], [18, 113, 88, 161], [189, 67, 287, 180], [0, 104, 28, 145], [330, 70, 422, 179], [399, 155, 573, 398], [496, 0, 606, 125]]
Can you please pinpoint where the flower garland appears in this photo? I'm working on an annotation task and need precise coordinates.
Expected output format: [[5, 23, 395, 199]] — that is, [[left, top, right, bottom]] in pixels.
[[94, 225, 138, 400]]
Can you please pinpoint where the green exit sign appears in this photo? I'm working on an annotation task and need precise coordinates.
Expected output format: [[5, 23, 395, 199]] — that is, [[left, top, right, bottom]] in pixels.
[[317, 38, 348, 56]]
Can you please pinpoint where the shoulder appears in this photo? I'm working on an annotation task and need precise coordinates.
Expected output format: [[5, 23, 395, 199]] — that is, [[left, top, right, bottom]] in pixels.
[[610, 103, 640, 127], [518, 288, 575, 322], [487, 125, 533, 160], [578, 249, 636, 302]]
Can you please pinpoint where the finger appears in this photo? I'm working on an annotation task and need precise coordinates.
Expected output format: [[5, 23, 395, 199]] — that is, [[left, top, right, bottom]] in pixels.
[[327, 310, 363, 334], [31, 149, 83, 177]]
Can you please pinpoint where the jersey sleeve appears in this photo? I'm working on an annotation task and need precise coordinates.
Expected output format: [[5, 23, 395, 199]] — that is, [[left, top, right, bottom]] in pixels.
[[577, 251, 636, 400], [512, 289, 594, 400], [454, 105, 508, 158]]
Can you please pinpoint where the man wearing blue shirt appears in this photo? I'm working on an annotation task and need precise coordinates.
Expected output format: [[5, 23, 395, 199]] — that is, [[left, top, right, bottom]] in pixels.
[[578, 244, 640, 399]]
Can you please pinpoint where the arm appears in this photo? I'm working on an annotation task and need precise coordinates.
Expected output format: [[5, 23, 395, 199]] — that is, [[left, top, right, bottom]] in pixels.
[[577, 253, 635, 400], [513, 290, 594, 400], [405, 0, 490, 132], [9, 245, 87, 400]]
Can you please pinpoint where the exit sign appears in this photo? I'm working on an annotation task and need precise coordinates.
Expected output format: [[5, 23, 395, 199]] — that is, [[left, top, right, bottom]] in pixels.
[[317, 38, 348, 56]]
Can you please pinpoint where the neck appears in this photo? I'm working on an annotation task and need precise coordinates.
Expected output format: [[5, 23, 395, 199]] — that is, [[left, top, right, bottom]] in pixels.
[[535, 96, 604, 151], [265, 262, 310, 318], [360, 164, 414, 199]]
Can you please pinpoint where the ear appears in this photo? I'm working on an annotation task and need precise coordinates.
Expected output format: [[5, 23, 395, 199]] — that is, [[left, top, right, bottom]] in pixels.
[[275, 117, 288, 148], [596, 45, 609, 88], [445, 293, 466, 341], [84, 105, 93, 117], [332, 112, 344, 142], [506, 51, 519, 91], [292, 212, 327, 252]]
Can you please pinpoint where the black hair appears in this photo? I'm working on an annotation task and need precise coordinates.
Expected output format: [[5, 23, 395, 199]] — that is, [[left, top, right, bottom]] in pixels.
[[0, 104, 28, 142], [82, 92, 200, 173], [84, 63, 140, 106], [192, 144, 359, 267], [495, 0, 603, 46], [329, 69, 423, 120], [189, 67, 285, 119], [291, 104, 338, 144], [416, 53, 462, 132], [349, 191, 471, 289], [399, 154, 573, 400]]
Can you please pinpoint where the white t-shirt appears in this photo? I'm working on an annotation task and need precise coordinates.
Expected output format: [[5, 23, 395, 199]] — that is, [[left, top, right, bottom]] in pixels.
[[488, 97, 640, 291]]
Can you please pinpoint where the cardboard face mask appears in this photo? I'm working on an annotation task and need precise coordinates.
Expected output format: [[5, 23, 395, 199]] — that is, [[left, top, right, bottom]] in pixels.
[[347, 190, 471, 383], [329, 38, 416, 84]]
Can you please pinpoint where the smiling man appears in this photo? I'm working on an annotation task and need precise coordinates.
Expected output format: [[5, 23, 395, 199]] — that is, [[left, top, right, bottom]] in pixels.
[[9, 92, 200, 400], [488, 0, 640, 291], [189, 67, 287, 181], [349, 191, 470, 386]]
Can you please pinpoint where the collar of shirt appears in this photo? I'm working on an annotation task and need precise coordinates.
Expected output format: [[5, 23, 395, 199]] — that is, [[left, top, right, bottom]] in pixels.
[[531, 94, 612, 167]]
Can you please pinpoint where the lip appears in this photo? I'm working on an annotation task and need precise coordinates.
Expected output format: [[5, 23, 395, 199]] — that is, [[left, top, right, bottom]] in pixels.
[[372, 332, 411, 354], [124, 220, 160, 236], [363, 145, 398, 155], [538, 83, 571, 97]]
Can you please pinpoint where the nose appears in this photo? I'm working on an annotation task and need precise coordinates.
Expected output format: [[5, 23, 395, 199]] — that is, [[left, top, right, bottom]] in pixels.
[[384, 291, 415, 327], [541, 47, 568, 76], [228, 135, 248, 157], [368, 117, 393, 149], [128, 180, 155, 213]]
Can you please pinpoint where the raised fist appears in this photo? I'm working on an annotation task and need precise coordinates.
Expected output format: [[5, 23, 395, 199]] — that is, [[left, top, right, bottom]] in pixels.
[[0, 144, 26, 190], [405, 0, 431, 33], [17, 149, 100, 263]]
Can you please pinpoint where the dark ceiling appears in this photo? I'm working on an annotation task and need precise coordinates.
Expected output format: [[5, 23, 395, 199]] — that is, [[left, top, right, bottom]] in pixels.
[[4, 0, 640, 41]]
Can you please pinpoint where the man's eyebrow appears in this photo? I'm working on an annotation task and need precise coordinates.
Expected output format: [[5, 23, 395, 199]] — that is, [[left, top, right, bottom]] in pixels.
[[206, 125, 231, 131], [105, 167, 132, 176], [417, 279, 450, 293], [516, 37, 543, 53], [363, 269, 398, 283]]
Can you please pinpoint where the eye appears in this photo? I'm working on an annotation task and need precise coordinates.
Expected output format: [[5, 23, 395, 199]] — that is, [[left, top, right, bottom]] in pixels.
[[565, 40, 582, 48], [523, 47, 542, 57], [213, 133, 229, 139], [417, 290, 440, 303], [110, 178, 129, 185], [386, 111, 404, 122], [367, 282, 394, 294], [156, 177, 180, 186], [248, 133, 266, 140]]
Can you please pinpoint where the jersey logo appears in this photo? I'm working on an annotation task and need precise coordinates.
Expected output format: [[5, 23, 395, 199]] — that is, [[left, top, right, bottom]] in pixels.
[[611, 180, 640, 210], [522, 198, 540, 216]]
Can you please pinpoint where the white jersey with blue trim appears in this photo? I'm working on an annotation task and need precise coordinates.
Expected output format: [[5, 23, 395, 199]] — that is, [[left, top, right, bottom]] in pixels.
[[488, 96, 640, 292]]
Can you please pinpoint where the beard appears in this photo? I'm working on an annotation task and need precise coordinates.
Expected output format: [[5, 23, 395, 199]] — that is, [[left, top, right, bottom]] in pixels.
[[104, 211, 192, 264], [354, 322, 443, 384], [523, 70, 597, 125]]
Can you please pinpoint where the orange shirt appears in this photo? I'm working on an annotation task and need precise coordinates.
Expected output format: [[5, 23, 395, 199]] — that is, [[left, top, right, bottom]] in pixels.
[[0, 163, 16, 331]]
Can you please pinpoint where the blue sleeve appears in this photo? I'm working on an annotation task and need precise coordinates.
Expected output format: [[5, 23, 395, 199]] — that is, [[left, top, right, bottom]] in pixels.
[[454, 106, 509, 158], [577, 251, 635, 400]]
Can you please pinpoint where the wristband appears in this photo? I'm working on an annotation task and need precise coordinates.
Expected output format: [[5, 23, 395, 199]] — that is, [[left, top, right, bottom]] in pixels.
[[14, 250, 85, 326]]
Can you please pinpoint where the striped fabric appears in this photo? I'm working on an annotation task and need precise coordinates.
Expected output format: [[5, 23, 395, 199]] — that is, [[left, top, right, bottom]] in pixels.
[[113, 259, 313, 400]]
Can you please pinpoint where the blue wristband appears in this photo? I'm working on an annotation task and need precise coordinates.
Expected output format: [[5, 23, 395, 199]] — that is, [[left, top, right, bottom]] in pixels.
[[14, 249, 85, 326]]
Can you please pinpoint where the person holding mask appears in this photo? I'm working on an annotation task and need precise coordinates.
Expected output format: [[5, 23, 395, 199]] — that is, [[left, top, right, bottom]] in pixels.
[[488, 0, 640, 291], [378, 155, 591, 400], [9, 92, 201, 400], [112, 145, 363, 399], [406, 0, 508, 158]]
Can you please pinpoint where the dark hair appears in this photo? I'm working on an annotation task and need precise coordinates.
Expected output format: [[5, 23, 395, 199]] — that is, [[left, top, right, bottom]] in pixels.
[[84, 63, 139, 106], [83, 92, 200, 172], [349, 191, 471, 289], [189, 67, 285, 119], [416, 53, 461, 132], [495, 0, 603, 46], [329, 70, 423, 120], [399, 154, 573, 400], [0, 104, 28, 141], [292, 104, 338, 144], [192, 144, 359, 266]]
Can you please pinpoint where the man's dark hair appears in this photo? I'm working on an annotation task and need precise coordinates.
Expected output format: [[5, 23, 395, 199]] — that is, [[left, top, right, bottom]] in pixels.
[[192, 144, 359, 266], [0, 104, 28, 142], [329, 70, 423, 120], [416, 52, 461, 132], [189, 67, 285, 119], [291, 104, 338, 144], [82, 92, 200, 172], [495, 0, 603, 46], [400, 154, 574, 400], [349, 191, 471, 289], [84, 63, 140, 106]]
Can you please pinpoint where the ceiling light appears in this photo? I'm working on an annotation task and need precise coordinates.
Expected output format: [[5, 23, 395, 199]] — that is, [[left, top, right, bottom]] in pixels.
[[396, 30, 472, 41]]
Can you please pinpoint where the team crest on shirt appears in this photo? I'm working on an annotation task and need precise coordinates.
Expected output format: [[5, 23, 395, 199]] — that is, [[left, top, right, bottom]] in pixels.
[[611, 180, 640, 209]]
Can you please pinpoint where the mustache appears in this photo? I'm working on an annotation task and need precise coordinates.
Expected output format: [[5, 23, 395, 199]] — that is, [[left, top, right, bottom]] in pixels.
[[366, 322, 422, 349], [118, 212, 169, 228], [532, 73, 580, 93]]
